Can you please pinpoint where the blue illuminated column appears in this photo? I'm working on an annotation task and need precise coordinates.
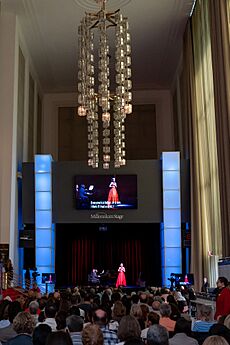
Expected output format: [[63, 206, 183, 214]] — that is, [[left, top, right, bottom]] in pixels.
[[161, 152, 182, 287], [35, 155, 55, 285]]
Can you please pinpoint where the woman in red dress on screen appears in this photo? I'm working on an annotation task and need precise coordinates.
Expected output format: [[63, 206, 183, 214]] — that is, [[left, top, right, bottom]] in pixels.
[[107, 177, 120, 208], [116, 262, 126, 287]]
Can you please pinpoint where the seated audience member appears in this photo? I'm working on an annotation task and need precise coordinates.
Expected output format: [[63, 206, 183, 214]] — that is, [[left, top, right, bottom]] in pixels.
[[6, 311, 34, 345], [141, 312, 160, 341], [66, 314, 84, 345], [32, 324, 52, 345], [173, 291, 187, 314], [130, 304, 145, 330], [27, 300, 40, 325], [36, 303, 57, 331], [0, 300, 22, 343], [169, 317, 198, 345], [202, 335, 229, 345], [82, 324, 104, 345], [117, 315, 141, 345], [45, 330, 73, 345], [147, 324, 169, 345], [55, 310, 68, 331], [208, 324, 230, 344], [151, 301, 161, 316], [109, 301, 126, 332], [166, 295, 180, 321], [159, 304, 176, 333], [192, 305, 216, 332], [92, 308, 118, 345]]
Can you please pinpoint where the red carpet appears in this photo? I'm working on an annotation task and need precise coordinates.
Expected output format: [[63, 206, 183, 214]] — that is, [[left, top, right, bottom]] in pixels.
[[2, 287, 25, 301]]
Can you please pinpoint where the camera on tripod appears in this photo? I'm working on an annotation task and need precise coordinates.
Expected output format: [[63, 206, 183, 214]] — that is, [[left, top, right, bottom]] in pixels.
[[32, 267, 40, 280]]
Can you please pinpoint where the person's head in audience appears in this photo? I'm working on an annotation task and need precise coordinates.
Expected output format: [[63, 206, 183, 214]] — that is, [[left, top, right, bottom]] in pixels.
[[131, 294, 140, 304], [147, 324, 169, 345], [29, 300, 40, 315], [13, 311, 34, 335], [223, 314, 230, 329], [68, 305, 81, 316], [159, 303, 172, 318], [117, 315, 141, 342], [174, 317, 192, 336], [0, 299, 11, 320], [82, 323, 104, 345], [66, 314, 84, 332], [203, 335, 229, 345], [44, 303, 57, 319], [55, 310, 68, 330], [7, 300, 22, 323], [32, 323, 52, 345], [209, 324, 230, 344], [147, 312, 160, 326], [46, 330, 73, 345], [153, 296, 163, 304], [198, 305, 214, 321], [152, 301, 161, 312], [92, 308, 108, 327], [130, 303, 143, 319], [112, 300, 126, 321]]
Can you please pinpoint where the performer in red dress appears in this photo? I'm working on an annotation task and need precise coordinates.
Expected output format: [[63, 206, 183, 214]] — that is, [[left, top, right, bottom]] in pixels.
[[107, 177, 119, 207], [116, 262, 126, 287]]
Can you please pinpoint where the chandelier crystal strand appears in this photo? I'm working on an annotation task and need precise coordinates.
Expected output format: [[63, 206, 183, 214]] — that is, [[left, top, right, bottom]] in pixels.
[[77, 0, 132, 169], [99, 17, 111, 169]]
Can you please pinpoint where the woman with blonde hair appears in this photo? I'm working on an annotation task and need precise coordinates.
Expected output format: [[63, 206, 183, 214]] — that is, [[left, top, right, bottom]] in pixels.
[[82, 323, 104, 345], [203, 335, 229, 345]]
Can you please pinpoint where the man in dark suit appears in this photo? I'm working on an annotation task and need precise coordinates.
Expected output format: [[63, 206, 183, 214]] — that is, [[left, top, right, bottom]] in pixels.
[[89, 269, 100, 285]]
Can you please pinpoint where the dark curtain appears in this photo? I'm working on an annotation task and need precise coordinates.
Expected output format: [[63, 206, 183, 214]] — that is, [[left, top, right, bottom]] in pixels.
[[55, 223, 161, 288]]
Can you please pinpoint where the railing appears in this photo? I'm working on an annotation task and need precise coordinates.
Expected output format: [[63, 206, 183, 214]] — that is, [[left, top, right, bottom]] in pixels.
[[1, 271, 46, 295]]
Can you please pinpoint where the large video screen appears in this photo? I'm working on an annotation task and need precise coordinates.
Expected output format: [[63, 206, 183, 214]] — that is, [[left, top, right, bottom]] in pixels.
[[75, 174, 137, 210]]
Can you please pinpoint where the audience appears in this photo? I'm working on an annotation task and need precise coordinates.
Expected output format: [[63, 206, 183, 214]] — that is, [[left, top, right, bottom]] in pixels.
[[1, 279, 229, 345]]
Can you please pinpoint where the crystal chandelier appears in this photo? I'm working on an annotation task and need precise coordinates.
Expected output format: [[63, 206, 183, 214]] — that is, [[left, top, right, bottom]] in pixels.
[[77, 0, 132, 169]]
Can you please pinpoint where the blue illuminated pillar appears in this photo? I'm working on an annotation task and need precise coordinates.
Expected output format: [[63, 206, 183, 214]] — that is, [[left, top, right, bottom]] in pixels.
[[161, 152, 182, 287], [34, 155, 55, 285]]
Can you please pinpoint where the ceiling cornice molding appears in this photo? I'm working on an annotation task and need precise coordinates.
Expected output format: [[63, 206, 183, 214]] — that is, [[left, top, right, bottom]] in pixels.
[[73, 0, 131, 11], [21, 0, 55, 83]]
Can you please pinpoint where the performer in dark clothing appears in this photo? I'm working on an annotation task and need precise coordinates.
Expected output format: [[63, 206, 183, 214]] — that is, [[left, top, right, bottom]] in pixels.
[[201, 277, 209, 293], [89, 269, 100, 284], [5, 258, 13, 288]]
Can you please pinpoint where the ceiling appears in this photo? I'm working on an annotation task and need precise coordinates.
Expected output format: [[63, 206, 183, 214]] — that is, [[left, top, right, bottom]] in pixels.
[[1, 0, 195, 93]]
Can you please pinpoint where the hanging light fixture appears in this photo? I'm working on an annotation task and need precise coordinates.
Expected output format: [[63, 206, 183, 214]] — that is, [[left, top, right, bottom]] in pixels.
[[77, 0, 132, 169]]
